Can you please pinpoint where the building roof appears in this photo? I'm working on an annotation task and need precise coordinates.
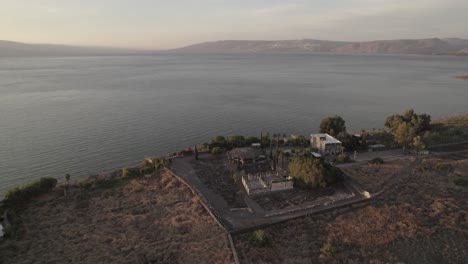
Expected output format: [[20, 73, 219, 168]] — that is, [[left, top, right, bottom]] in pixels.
[[310, 133, 342, 144]]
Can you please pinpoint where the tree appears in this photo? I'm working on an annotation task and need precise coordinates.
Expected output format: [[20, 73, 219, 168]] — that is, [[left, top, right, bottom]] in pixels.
[[412, 136, 426, 151], [393, 122, 417, 150], [227, 135, 245, 148], [319, 115, 346, 136], [194, 145, 199, 160], [64, 173, 71, 196], [385, 109, 431, 133], [288, 157, 338, 188], [211, 147, 223, 155]]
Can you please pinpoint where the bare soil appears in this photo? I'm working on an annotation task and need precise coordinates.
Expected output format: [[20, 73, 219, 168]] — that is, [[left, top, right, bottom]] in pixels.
[[233, 153, 468, 264], [0, 171, 234, 264], [190, 155, 246, 208], [252, 187, 336, 211], [341, 157, 415, 193]]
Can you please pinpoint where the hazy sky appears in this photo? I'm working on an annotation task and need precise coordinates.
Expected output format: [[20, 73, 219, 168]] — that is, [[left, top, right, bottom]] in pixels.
[[1, 0, 468, 49]]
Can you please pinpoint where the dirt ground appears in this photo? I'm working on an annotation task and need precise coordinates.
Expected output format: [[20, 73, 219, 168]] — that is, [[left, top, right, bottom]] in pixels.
[[233, 153, 468, 264], [341, 157, 415, 193], [0, 171, 234, 264], [190, 155, 246, 208]]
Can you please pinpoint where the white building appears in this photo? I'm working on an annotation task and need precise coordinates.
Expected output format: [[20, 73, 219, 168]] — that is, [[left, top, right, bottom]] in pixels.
[[242, 172, 293, 195], [310, 133, 343, 155]]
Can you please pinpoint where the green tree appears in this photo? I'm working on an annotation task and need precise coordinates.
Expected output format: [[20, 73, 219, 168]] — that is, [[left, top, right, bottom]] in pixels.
[[385, 109, 431, 133], [288, 157, 338, 188], [393, 122, 417, 149], [211, 147, 224, 155], [227, 135, 245, 148], [412, 136, 426, 151], [64, 173, 71, 196], [319, 115, 346, 136]]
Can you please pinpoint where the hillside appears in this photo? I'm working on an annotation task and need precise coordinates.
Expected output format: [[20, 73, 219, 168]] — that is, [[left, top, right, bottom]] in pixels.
[[176, 37, 468, 55], [0, 171, 234, 263], [177, 39, 351, 53], [333, 38, 453, 54], [0, 40, 155, 57], [457, 47, 468, 54]]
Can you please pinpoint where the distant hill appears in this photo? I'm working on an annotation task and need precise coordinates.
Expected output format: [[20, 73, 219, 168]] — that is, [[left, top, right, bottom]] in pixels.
[[0, 40, 157, 57], [457, 47, 468, 54], [333, 38, 453, 54], [175, 37, 468, 55], [176, 39, 352, 53]]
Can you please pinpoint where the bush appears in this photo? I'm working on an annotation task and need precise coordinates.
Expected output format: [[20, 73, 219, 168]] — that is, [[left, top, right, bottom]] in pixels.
[[320, 241, 336, 257], [211, 147, 224, 155], [369, 157, 384, 164], [122, 167, 141, 179], [250, 230, 272, 248], [140, 164, 155, 175], [79, 179, 95, 190], [336, 154, 352, 163], [4, 177, 58, 206], [454, 177, 468, 187], [435, 162, 452, 172]]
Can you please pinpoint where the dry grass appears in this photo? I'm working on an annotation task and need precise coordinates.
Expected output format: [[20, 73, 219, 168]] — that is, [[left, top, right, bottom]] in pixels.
[[0, 171, 233, 264], [234, 155, 468, 264], [342, 157, 415, 193]]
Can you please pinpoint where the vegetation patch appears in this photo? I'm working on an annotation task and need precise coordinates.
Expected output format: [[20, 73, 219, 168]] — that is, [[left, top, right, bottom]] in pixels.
[[289, 157, 339, 188], [3, 177, 57, 207], [369, 157, 384, 164], [453, 177, 468, 187], [335, 153, 352, 163], [320, 241, 336, 257], [250, 230, 272, 248]]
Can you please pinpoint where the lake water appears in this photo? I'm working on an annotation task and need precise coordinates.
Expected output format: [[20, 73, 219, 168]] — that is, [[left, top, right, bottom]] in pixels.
[[1, 53, 467, 196]]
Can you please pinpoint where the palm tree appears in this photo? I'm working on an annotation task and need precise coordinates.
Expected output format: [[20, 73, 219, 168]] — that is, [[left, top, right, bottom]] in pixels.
[[64, 173, 71, 196]]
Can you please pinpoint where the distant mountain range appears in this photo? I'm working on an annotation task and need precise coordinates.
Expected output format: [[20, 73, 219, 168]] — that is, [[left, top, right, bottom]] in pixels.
[[0, 40, 155, 57], [176, 38, 468, 55], [2, 38, 468, 56]]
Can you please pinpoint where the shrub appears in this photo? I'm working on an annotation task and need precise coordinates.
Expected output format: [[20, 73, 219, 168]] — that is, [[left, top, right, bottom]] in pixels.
[[122, 167, 141, 179], [320, 241, 336, 257], [250, 230, 272, 248], [140, 164, 155, 175], [435, 162, 452, 172], [78, 179, 94, 190], [93, 178, 122, 189], [211, 147, 224, 155], [369, 157, 384, 164], [336, 154, 352, 163], [4, 177, 58, 206], [453, 177, 468, 187]]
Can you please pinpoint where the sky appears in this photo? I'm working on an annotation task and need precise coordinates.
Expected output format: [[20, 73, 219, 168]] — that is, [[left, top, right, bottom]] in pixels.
[[1, 0, 468, 49]]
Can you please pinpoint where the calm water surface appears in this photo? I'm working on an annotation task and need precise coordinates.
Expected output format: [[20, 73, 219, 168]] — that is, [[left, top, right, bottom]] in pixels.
[[1, 53, 467, 195]]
